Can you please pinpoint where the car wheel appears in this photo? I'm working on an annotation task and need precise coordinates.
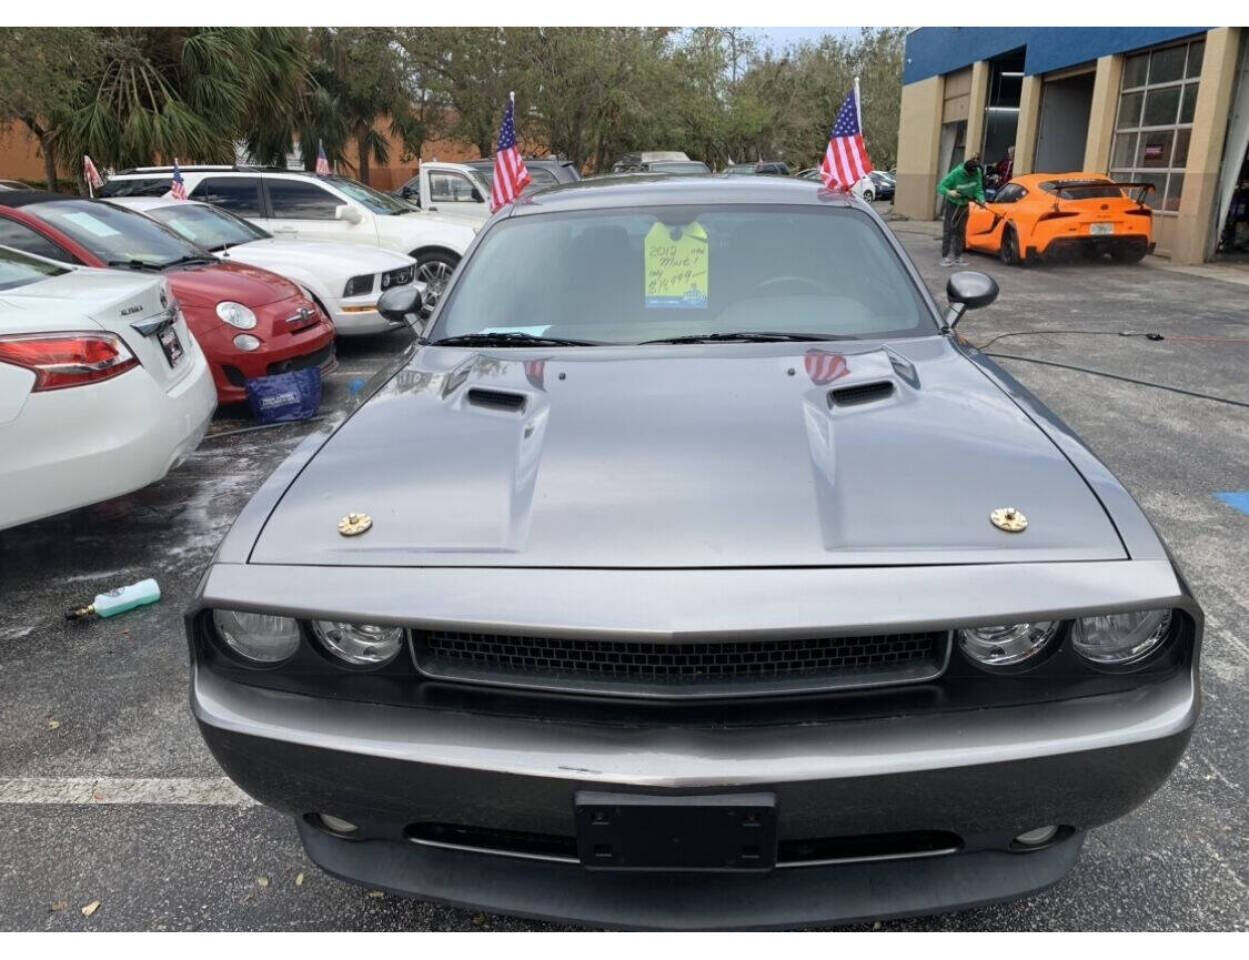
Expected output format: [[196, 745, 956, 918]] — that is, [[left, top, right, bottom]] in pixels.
[[1000, 226, 1022, 266], [863, 190, 874, 202], [413, 251, 459, 297]]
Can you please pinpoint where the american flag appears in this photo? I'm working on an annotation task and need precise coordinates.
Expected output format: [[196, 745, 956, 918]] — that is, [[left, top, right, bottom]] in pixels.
[[804, 349, 850, 385], [170, 160, 188, 200], [820, 86, 873, 192], [315, 139, 330, 175], [82, 155, 104, 191], [491, 95, 531, 213]]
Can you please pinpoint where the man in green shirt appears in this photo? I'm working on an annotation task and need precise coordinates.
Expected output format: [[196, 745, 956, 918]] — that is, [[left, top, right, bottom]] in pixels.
[[937, 157, 986, 266]]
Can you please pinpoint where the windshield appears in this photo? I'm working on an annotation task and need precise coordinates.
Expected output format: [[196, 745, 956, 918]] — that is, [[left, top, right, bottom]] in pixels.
[[651, 162, 711, 175], [0, 246, 68, 290], [146, 203, 269, 251], [326, 176, 413, 215], [27, 200, 211, 269], [432, 205, 935, 345]]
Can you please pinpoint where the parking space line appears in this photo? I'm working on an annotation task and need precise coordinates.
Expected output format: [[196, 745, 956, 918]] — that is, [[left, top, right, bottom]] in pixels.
[[0, 777, 255, 806]]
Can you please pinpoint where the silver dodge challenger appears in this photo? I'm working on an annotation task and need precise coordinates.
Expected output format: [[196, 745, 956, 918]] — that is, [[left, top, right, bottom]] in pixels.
[[188, 175, 1202, 929]]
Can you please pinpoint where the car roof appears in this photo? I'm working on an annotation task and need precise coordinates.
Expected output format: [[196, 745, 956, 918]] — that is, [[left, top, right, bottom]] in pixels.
[[104, 196, 186, 211], [0, 190, 86, 209], [510, 174, 858, 216], [1012, 172, 1113, 186]]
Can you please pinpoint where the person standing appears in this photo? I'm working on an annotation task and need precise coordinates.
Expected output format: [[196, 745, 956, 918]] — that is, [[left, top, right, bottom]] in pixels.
[[937, 157, 986, 266]]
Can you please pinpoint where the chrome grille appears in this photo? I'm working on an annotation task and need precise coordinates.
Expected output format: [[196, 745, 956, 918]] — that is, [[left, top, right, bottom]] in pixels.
[[412, 629, 950, 699]]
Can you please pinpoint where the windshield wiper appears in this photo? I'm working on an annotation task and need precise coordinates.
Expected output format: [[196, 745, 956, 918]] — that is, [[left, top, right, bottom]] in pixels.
[[105, 259, 160, 272], [159, 254, 217, 268], [640, 331, 851, 345], [430, 332, 601, 347]]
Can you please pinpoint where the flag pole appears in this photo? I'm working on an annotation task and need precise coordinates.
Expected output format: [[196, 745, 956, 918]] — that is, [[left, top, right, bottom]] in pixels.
[[854, 76, 863, 131]]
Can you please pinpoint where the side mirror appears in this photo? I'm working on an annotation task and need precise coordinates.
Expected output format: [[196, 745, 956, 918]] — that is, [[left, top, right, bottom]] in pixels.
[[378, 284, 422, 325], [335, 204, 364, 225], [471, 187, 484, 203], [944, 270, 998, 330]]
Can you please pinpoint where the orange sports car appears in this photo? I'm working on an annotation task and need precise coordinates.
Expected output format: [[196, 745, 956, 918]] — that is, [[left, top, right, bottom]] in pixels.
[[964, 173, 1155, 265]]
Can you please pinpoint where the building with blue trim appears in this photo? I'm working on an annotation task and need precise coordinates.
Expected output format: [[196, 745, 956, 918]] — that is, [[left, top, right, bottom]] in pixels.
[[894, 27, 1248, 263]]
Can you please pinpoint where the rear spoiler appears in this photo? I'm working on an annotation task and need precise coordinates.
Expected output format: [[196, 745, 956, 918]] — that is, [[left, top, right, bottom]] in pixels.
[[1047, 179, 1157, 205]]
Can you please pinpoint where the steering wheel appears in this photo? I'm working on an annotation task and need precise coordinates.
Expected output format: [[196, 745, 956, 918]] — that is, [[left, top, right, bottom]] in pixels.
[[750, 275, 828, 297]]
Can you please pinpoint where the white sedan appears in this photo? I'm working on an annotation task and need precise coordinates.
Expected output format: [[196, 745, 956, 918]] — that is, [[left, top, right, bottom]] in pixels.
[[106, 197, 420, 337], [0, 246, 216, 530]]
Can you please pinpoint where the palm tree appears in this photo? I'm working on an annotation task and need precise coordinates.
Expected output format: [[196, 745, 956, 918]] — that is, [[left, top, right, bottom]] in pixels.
[[52, 28, 311, 177]]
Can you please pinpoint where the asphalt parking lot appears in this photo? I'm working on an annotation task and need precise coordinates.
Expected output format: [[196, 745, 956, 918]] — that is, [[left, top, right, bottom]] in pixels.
[[1, 219, 1247, 931]]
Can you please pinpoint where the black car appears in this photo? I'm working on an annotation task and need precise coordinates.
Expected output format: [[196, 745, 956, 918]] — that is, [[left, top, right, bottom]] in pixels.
[[725, 161, 791, 176], [869, 170, 895, 201], [464, 157, 581, 195]]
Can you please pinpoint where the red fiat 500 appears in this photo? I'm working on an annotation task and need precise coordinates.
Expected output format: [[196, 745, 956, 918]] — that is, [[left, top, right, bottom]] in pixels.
[[0, 191, 336, 405]]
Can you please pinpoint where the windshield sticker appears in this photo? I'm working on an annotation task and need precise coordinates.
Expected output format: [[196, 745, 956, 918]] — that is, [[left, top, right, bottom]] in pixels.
[[644, 222, 708, 309], [59, 211, 122, 238], [481, 325, 550, 336]]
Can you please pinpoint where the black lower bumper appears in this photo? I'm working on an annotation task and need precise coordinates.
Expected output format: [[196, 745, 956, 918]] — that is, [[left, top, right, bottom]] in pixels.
[[299, 818, 1084, 929]]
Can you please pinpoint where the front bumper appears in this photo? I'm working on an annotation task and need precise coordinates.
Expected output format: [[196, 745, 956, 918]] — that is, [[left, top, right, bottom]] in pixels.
[[194, 662, 1196, 928]]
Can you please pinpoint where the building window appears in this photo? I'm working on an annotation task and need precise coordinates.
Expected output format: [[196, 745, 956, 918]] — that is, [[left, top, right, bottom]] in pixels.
[[1110, 37, 1204, 213]]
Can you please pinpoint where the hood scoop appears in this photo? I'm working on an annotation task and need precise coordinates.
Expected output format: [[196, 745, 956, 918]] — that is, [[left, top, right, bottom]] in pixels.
[[828, 380, 895, 407], [467, 388, 527, 412]]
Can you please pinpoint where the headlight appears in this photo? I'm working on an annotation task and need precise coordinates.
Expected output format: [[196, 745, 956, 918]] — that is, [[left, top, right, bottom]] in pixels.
[[216, 301, 258, 329], [959, 621, 1059, 669], [233, 334, 261, 351], [311, 620, 404, 667], [1072, 609, 1172, 666], [343, 274, 373, 297], [212, 609, 300, 664], [381, 265, 414, 290]]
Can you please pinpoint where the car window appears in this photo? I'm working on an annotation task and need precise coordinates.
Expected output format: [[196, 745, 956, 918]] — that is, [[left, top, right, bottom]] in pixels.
[[994, 184, 1027, 203], [323, 176, 412, 215], [0, 217, 75, 262], [0, 245, 69, 290], [191, 177, 263, 218], [526, 167, 556, 185], [267, 179, 340, 220], [430, 171, 478, 202], [25, 199, 208, 268], [433, 205, 935, 345], [96, 177, 170, 198], [147, 203, 269, 251]]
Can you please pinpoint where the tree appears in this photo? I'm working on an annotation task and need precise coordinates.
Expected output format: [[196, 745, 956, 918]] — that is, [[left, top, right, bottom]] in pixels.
[[0, 28, 101, 189]]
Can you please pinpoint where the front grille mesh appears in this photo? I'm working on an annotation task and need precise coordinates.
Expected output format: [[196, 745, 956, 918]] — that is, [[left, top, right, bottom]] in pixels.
[[414, 629, 948, 698]]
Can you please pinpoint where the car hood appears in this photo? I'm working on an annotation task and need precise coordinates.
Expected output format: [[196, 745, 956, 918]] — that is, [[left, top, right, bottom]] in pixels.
[[250, 338, 1126, 568], [223, 239, 413, 277], [168, 258, 298, 308]]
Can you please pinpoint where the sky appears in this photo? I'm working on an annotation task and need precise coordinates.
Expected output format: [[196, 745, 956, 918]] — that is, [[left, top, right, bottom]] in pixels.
[[749, 26, 862, 55]]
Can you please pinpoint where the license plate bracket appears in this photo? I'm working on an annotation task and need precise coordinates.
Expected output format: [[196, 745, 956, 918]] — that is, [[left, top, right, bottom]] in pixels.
[[574, 791, 777, 872], [1090, 222, 1115, 236], [157, 325, 184, 367]]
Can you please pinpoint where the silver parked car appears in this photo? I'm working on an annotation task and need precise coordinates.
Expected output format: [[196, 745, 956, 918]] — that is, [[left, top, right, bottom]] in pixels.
[[189, 176, 1201, 929]]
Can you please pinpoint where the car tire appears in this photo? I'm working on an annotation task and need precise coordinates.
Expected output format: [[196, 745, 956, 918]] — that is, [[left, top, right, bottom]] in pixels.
[[863, 190, 874, 202], [413, 250, 460, 298], [1000, 226, 1022, 266]]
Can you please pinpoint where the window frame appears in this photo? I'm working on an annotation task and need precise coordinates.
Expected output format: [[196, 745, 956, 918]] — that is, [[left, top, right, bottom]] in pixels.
[[189, 176, 264, 219], [1109, 37, 1204, 216], [262, 177, 343, 221]]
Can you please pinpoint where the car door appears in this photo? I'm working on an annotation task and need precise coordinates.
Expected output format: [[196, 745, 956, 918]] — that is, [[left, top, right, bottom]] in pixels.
[[427, 169, 487, 217], [966, 182, 1024, 250], [188, 176, 265, 228], [261, 178, 371, 244]]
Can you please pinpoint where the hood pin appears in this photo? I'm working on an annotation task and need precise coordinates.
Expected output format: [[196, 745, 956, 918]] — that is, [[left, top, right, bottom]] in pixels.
[[990, 507, 1028, 533], [338, 512, 373, 537]]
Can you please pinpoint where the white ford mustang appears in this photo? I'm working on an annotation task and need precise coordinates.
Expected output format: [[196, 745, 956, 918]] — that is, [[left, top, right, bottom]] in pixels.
[[0, 246, 216, 530], [106, 197, 420, 337]]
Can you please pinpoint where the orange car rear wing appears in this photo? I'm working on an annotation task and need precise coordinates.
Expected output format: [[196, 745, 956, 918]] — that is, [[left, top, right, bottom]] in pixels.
[[1044, 179, 1157, 207]]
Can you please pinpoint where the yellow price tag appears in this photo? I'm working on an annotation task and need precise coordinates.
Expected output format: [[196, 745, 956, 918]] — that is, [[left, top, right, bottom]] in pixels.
[[644, 222, 709, 309]]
